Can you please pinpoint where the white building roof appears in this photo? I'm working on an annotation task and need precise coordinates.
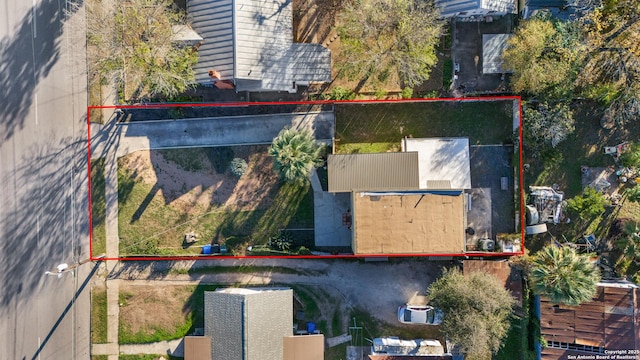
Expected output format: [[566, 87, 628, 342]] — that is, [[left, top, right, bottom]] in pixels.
[[435, 0, 516, 17], [402, 138, 472, 190]]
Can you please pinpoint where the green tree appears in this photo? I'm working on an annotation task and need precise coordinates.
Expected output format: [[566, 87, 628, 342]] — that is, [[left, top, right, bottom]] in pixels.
[[579, 0, 640, 125], [566, 187, 608, 218], [427, 268, 515, 360], [523, 101, 575, 151], [85, 0, 197, 99], [269, 128, 324, 184], [620, 142, 640, 168], [529, 245, 601, 306], [337, 0, 444, 87], [502, 14, 587, 99], [615, 221, 640, 282]]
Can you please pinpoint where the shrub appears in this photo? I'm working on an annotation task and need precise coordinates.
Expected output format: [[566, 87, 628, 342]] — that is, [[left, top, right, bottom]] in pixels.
[[267, 231, 293, 252], [297, 246, 312, 255], [566, 187, 608, 218], [323, 87, 356, 100], [229, 158, 248, 177], [626, 185, 640, 203], [401, 87, 414, 99]]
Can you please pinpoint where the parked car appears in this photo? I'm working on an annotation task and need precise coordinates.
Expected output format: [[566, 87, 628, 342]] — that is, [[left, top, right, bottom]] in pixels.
[[397, 304, 444, 325]]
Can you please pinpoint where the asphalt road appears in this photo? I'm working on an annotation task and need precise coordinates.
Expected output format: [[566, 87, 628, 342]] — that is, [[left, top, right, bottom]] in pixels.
[[0, 0, 91, 359]]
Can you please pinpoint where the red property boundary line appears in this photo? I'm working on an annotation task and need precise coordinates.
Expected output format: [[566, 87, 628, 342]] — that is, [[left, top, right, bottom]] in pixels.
[[87, 96, 524, 261]]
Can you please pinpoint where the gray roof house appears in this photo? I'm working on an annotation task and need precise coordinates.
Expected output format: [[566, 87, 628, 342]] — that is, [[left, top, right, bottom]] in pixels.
[[188, 0, 332, 93], [204, 288, 293, 360], [435, 0, 517, 18]]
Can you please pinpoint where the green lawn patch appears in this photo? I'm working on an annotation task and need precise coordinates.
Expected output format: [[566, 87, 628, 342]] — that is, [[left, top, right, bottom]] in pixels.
[[443, 59, 453, 90], [335, 100, 514, 146], [335, 142, 399, 154], [91, 158, 107, 256], [91, 356, 108, 360], [91, 286, 108, 344], [117, 147, 314, 256]]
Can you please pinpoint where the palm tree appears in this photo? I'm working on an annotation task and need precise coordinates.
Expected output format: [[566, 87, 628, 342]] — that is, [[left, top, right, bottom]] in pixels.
[[268, 127, 324, 183], [529, 245, 601, 306]]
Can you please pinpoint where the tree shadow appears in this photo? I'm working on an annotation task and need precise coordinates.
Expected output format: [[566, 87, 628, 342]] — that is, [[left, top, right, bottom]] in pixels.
[[31, 261, 100, 360], [0, 134, 89, 312], [0, 0, 84, 142]]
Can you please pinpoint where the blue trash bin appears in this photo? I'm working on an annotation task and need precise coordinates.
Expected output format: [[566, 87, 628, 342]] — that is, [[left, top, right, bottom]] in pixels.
[[202, 244, 212, 254], [307, 322, 315, 333]]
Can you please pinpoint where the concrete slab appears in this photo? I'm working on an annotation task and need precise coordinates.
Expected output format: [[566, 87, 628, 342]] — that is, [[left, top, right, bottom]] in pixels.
[[115, 111, 335, 157], [313, 191, 352, 248], [469, 145, 516, 236], [311, 171, 352, 248], [452, 16, 515, 92]]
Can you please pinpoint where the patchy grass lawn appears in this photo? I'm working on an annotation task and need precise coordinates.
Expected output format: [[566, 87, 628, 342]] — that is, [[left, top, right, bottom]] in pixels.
[[117, 146, 314, 256], [91, 286, 108, 344], [334, 100, 514, 150], [88, 65, 104, 124], [91, 158, 106, 256], [118, 284, 220, 344]]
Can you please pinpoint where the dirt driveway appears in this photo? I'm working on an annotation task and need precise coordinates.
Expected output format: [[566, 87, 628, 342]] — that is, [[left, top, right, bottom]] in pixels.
[[111, 258, 446, 326]]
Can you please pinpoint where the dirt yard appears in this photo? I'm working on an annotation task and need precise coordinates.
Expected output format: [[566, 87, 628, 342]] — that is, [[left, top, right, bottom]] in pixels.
[[117, 146, 313, 255], [119, 146, 279, 213], [119, 284, 196, 342]]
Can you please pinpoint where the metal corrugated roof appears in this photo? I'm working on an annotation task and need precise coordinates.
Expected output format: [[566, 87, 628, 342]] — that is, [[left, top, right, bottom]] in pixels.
[[328, 153, 420, 193], [189, 0, 331, 92], [189, 0, 235, 83]]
